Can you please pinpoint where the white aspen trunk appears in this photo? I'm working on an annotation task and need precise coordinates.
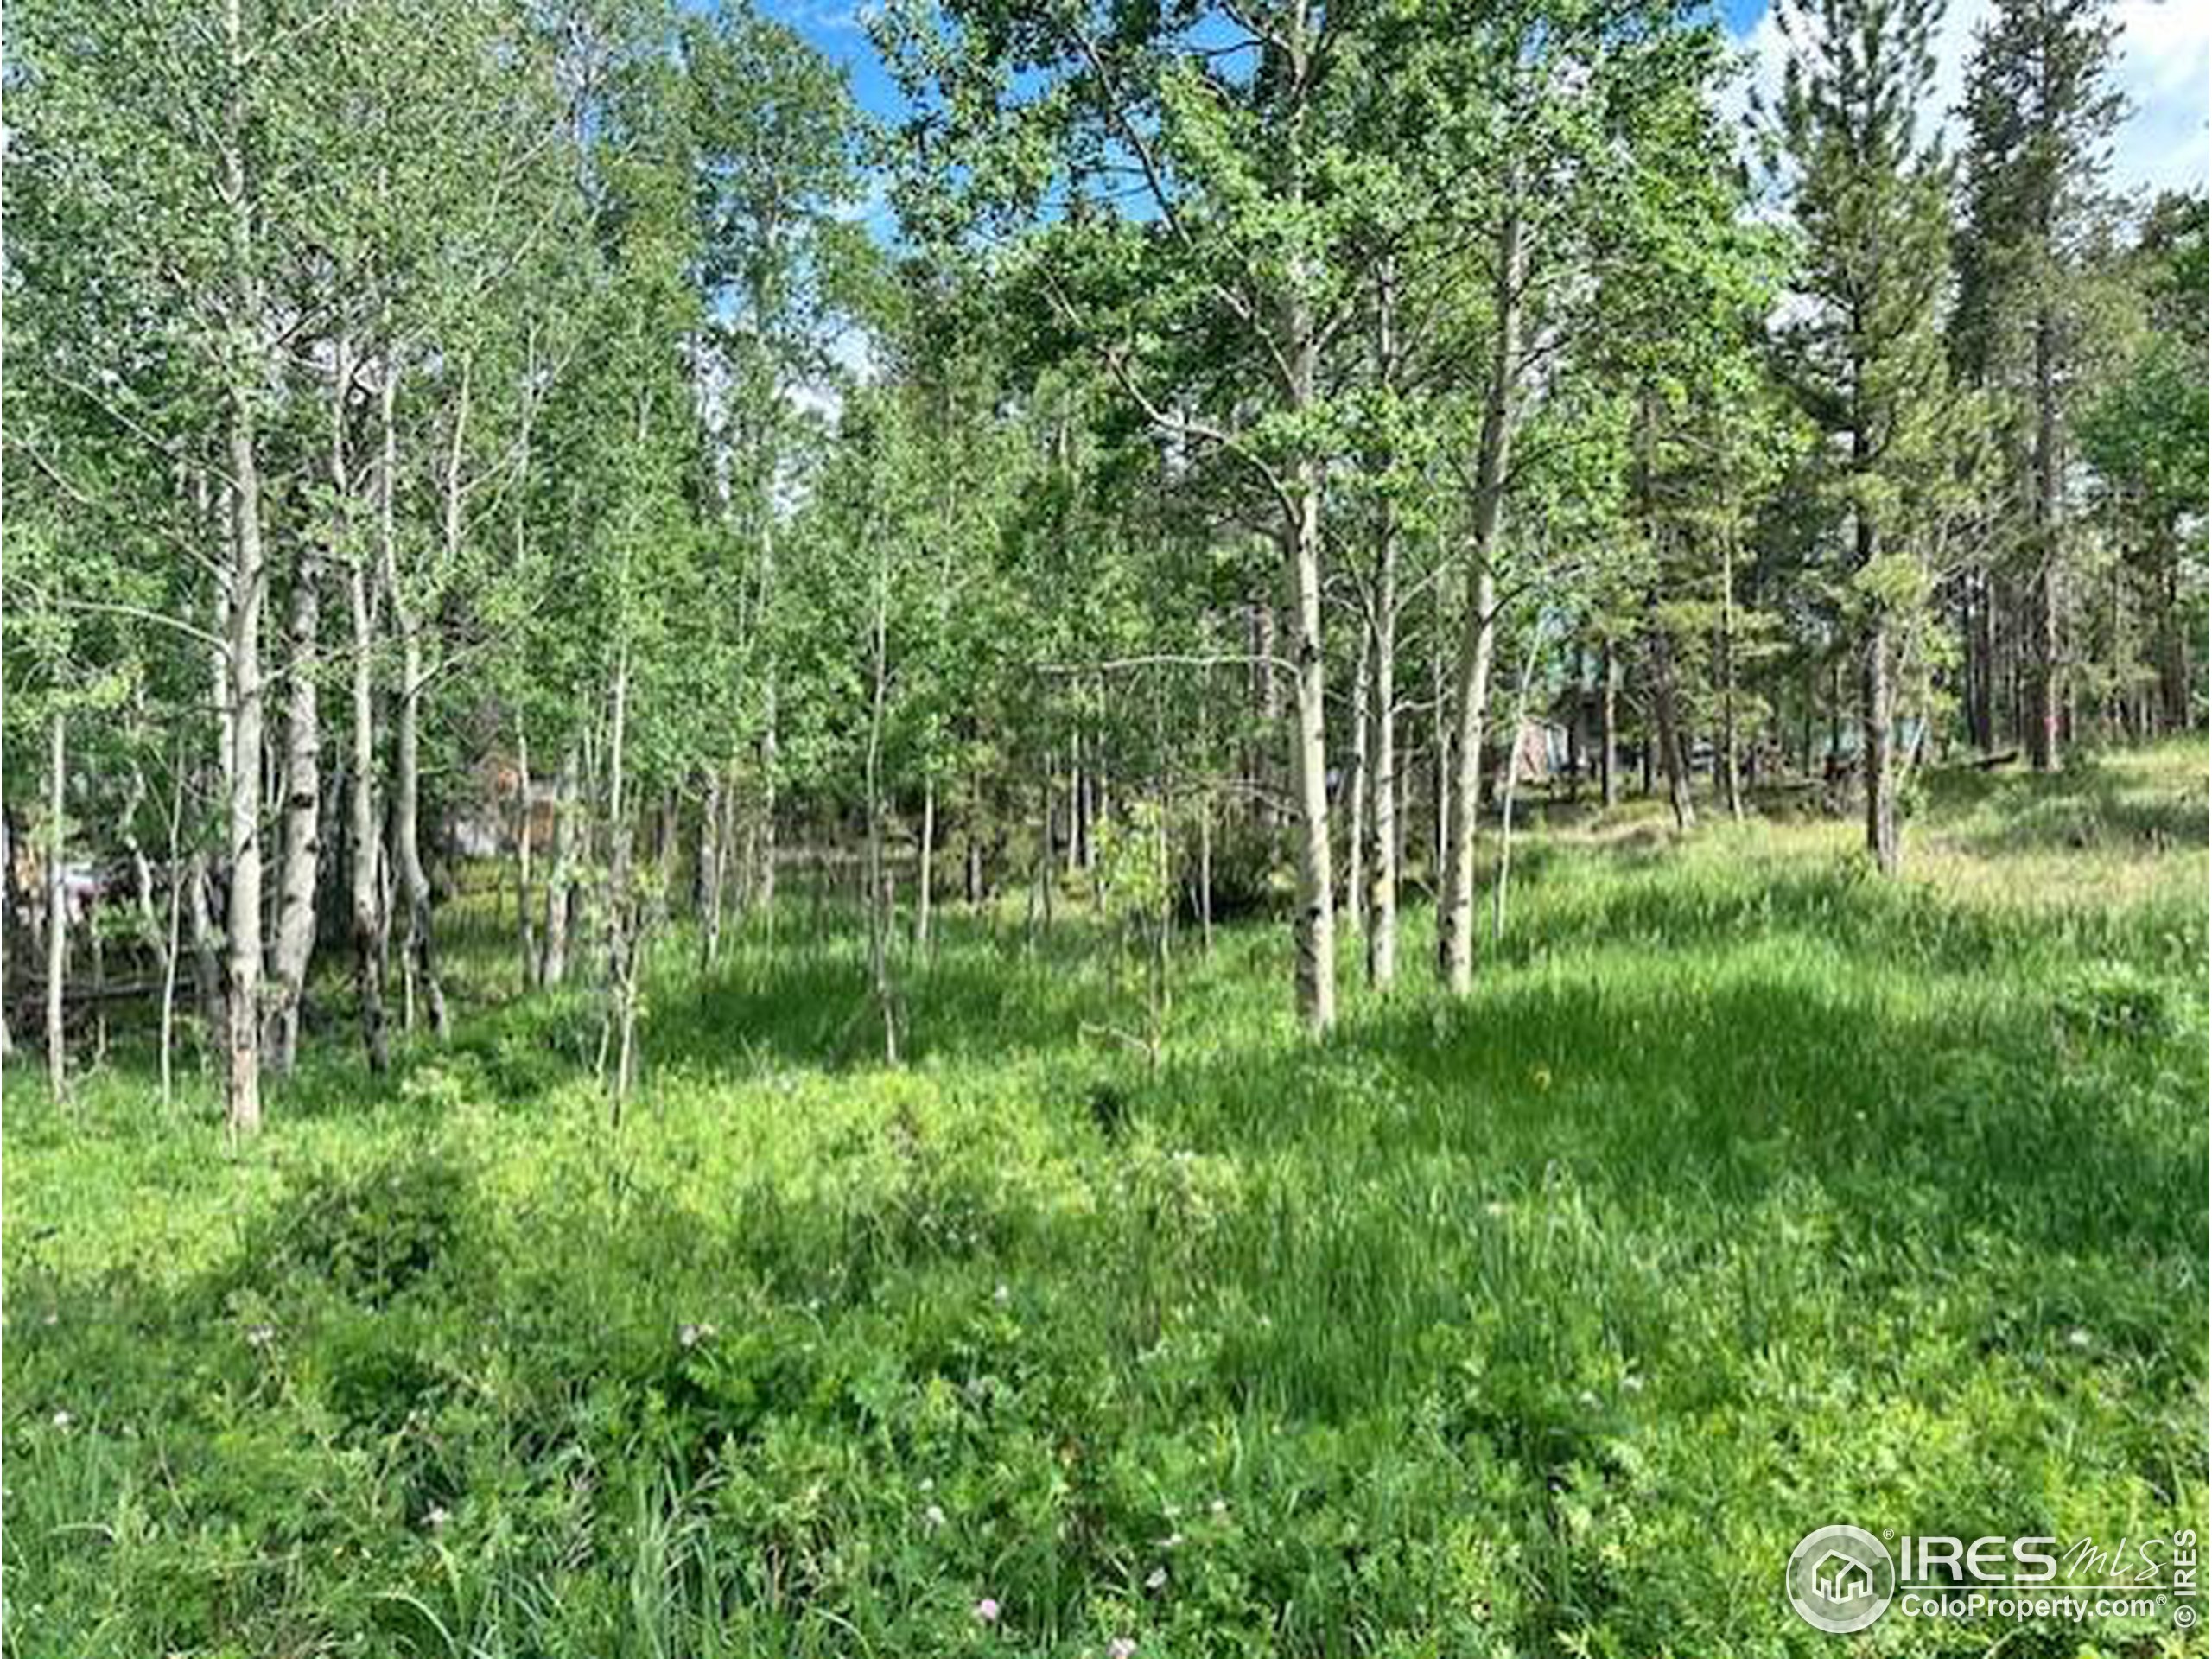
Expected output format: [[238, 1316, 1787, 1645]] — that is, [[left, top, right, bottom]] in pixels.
[[1440, 558, 1499, 997], [1363, 259, 1402, 992], [188, 849, 225, 1040], [1284, 461, 1336, 1033], [605, 643, 639, 1111], [389, 365, 465, 1040], [517, 724, 542, 986], [119, 765, 161, 1069], [1197, 783, 1214, 957], [1280, 11, 1335, 1032], [266, 336, 340, 1071], [719, 755, 745, 927], [757, 517, 780, 921], [219, 0, 266, 1135], [223, 435, 266, 1136], [541, 744, 578, 986], [1431, 569, 1451, 881], [510, 353, 543, 988], [350, 368, 393, 1071], [1438, 199, 1523, 998], [1600, 638, 1620, 808], [604, 388, 649, 1113], [965, 772, 985, 906], [1065, 731, 1082, 880], [1865, 612, 1900, 874], [698, 767, 725, 970], [161, 759, 188, 1109], [1033, 772, 1055, 934], [45, 711, 67, 1101], [1148, 696, 1172, 1068], [916, 777, 936, 957], [1719, 524, 1744, 820], [1367, 500, 1399, 990], [864, 567, 899, 1064], [1492, 618, 1544, 944], [1344, 614, 1370, 942]]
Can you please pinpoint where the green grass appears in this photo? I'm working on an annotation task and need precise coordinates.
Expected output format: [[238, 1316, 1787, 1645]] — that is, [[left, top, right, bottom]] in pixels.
[[5, 742, 2207, 1657]]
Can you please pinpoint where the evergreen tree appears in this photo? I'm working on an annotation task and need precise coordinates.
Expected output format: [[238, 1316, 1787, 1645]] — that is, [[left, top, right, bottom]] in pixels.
[[1955, 0, 2125, 768], [1763, 0, 1961, 874]]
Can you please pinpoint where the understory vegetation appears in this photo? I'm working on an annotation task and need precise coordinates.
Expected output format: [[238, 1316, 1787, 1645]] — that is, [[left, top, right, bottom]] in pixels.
[[6, 745, 2204, 1658]]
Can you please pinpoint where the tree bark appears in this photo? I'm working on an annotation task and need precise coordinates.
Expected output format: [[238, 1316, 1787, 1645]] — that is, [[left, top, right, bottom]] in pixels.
[[1438, 198, 1523, 996], [864, 560, 899, 1063], [757, 517, 780, 919], [1197, 778, 1214, 955], [45, 711, 67, 1101], [222, 436, 267, 1135], [916, 777, 937, 957], [2159, 543, 2190, 732], [348, 367, 393, 1071], [121, 765, 161, 1071], [388, 365, 457, 1040], [266, 337, 341, 1071], [1283, 435, 1337, 1033], [188, 849, 224, 1042], [965, 772, 986, 906], [1033, 771, 1055, 934], [1600, 638, 1620, 807], [1967, 569, 1996, 751], [1719, 527, 1744, 820], [2028, 308, 2063, 771], [160, 759, 188, 1109], [1343, 613, 1370, 939], [603, 641, 640, 1110], [220, 0, 267, 1135], [1565, 641, 1584, 803], [1492, 619, 1544, 944], [1649, 610, 1695, 833], [697, 766, 725, 969], [1439, 561, 1497, 996], [1864, 613, 1900, 874], [1366, 500, 1399, 989], [514, 725, 541, 984], [1065, 731, 1084, 880], [541, 744, 579, 986]]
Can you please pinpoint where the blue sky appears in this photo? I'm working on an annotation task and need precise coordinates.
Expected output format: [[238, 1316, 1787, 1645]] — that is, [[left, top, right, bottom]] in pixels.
[[760, 0, 2207, 212], [770, 0, 1768, 130]]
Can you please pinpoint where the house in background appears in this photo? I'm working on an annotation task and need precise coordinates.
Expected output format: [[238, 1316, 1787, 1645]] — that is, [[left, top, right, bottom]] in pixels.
[[1507, 717, 1571, 787]]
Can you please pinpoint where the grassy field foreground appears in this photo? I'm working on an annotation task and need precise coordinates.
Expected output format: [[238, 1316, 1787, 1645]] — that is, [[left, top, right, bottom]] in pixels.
[[3, 745, 2207, 1656]]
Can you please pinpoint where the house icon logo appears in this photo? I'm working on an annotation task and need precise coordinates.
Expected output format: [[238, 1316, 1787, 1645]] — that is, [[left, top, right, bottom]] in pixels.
[[1813, 1550, 1874, 1603], [1786, 1524, 1896, 1633]]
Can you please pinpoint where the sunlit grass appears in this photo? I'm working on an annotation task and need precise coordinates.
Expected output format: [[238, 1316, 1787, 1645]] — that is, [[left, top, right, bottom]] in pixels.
[[4, 741, 2205, 1657]]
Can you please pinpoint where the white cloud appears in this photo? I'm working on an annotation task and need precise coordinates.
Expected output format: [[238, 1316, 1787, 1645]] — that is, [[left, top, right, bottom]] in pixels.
[[2108, 0, 2210, 195]]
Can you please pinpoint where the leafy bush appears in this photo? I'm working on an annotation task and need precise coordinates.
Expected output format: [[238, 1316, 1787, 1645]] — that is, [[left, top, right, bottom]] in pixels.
[[244, 1143, 474, 1306]]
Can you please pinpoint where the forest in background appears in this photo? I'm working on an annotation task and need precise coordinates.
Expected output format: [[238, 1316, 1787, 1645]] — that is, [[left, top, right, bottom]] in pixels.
[[2, 0, 2205, 1116]]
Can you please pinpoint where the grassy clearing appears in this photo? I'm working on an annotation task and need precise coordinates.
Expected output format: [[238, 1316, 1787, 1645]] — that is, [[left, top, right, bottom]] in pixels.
[[4, 743, 2206, 1657]]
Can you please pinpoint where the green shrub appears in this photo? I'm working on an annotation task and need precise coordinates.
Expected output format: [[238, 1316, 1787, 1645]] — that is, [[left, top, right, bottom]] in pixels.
[[245, 1144, 474, 1306]]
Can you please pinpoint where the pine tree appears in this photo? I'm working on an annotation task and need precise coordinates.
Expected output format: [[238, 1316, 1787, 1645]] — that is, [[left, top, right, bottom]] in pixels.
[[1764, 0, 1959, 875], [1955, 0, 2124, 769]]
